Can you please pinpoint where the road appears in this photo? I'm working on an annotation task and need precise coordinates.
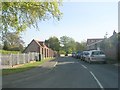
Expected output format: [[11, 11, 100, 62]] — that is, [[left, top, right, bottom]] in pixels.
[[2, 57, 118, 89]]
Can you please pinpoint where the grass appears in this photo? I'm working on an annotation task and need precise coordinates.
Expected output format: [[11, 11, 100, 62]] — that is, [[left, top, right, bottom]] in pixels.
[[2, 58, 55, 75], [0, 50, 21, 55]]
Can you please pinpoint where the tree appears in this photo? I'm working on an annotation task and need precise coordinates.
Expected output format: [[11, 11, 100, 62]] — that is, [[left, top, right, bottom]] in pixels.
[[75, 41, 86, 51], [1, 2, 62, 34], [67, 37, 76, 52], [45, 36, 60, 52], [2, 32, 24, 51], [60, 36, 69, 52], [60, 36, 76, 53], [59, 49, 66, 54], [79, 41, 86, 51], [3, 41, 9, 50], [76, 42, 81, 51]]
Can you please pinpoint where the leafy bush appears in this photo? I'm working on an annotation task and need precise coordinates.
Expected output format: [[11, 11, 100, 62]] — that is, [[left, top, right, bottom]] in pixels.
[[0, 50, 21, 55], [59, 50, 66, 54]]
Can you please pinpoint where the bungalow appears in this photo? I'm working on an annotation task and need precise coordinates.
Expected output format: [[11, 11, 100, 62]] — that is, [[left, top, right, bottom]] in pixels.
[[23, 39, 54, 59]]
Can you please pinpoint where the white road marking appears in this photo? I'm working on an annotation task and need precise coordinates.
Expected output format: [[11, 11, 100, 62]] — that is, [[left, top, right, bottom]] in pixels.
[[81, 64, 87, 69], [54, 62, 58, 67], [90, 71, 104, 90]]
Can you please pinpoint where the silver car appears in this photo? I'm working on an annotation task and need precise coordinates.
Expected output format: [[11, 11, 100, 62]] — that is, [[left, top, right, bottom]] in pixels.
[[85, 50, 106, 64], [81, 51, 89, 61]]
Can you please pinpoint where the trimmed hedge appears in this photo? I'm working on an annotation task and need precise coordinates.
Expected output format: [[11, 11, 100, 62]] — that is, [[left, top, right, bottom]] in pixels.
[[0, 50, 21, 55]]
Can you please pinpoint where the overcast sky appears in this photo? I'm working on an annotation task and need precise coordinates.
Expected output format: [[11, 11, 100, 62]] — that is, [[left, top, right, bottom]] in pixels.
[[21, 1, 118, 46]]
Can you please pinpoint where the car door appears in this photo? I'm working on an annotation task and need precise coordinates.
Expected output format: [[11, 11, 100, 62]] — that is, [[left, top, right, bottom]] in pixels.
[[85, 52, 90, 62], [91, 51, 99, 61], [93, 51, 105, 61], [97, 51, 106, 61]]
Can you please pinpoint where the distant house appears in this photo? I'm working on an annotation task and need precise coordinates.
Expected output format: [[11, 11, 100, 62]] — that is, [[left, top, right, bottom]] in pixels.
[[100, 31, 118, 61], [86, 31, 118, 61], [86, 38, 104, 50], [23, 39, 54, 59]]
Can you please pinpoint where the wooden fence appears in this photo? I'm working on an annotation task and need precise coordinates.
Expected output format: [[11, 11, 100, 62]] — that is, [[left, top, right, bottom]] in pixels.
[[0, 52, 43, 68]]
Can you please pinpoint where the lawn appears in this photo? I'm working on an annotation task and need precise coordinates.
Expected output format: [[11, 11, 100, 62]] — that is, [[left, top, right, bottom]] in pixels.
[[2, 58, 55, 75]]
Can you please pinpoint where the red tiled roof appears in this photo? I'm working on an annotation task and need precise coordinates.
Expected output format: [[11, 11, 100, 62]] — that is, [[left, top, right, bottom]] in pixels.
[[34, 40, 49, 48], [38, 41, 44, 47]]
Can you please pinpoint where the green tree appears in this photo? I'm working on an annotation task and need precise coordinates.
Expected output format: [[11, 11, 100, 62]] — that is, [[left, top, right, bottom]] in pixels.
[[60, 36, 76, 53], [3, 41, 9, 50], [1, 2, 62, 34], [76, 42, 81, 51], [59, 49, 66, 54], [45, 36, 60, 52], [60, 36, 70, 52], [79, 41, 86, 51], [67, 37, 76, 53], [75, 41, 86, 51], [2, 32, 24, 51]]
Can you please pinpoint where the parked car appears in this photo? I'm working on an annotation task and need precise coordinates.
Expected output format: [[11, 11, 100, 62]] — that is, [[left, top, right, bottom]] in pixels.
[[85, 50, 106, 64], [72, 52, 76, 57], [81, 51, 89, 61], [75, 51, 82, 59]]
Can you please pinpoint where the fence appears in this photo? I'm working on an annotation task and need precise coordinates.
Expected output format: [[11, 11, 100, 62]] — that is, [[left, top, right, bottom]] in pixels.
[[0, 52, 40, 68]]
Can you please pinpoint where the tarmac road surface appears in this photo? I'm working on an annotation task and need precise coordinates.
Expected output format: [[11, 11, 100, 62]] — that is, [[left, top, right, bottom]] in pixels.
[[2, 57, 118, 89]]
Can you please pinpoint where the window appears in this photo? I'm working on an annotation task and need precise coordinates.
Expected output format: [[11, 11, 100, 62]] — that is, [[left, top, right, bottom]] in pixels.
[[92, 51, 105, 55], [100, 51, 104, 55], [92, 51, 99, 55], [85, 52, 89, 55]]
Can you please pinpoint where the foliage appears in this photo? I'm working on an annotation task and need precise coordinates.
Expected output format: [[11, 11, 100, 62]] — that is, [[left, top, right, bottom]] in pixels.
[[60, 36, 71, 52], [45, 36, 60, 51], [100, 32, 118, 51], [0, 50, 20, 54], [2, 32, 25, 51], [0, 44, 3, 50], [60, 36, 76, 53], [67, 37, 76, 52], [1, 1, 62, 34], [3, 41, 9, 50], [76, 41, 86, 51], [45, 36, 87, 54], [59, 49, 66, 54]]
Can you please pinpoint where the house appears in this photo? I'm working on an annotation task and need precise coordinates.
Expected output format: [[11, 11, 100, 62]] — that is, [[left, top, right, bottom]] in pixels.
[[101, 31, 118, 61], [23, 39, 54, 59], [86, 31, 118, 61], [86, 38, 104, 50]]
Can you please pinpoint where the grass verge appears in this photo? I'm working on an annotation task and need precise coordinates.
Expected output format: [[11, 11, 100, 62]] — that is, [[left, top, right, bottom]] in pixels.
[[2, 58, 55, 75]]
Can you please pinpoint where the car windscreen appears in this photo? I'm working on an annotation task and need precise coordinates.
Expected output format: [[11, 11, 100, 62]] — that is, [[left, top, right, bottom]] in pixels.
[[84, 52, 89, 55]]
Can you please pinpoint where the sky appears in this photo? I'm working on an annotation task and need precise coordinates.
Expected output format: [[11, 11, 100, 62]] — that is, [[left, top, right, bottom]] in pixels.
[[21, 1, 118, 46]]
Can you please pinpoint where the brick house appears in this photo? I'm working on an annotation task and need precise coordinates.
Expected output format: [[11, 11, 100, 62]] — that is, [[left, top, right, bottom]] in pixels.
[[86, 38, 104, 50], [23, 39, 54, 59], [86, 31, 118, 61]]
